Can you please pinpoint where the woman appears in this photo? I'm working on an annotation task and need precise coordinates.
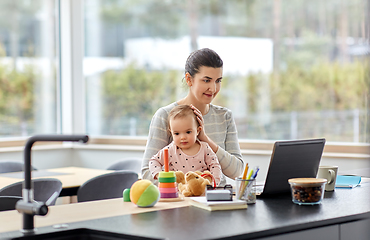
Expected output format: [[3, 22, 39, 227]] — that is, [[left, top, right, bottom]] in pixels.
[[142, 48, 244, 186]]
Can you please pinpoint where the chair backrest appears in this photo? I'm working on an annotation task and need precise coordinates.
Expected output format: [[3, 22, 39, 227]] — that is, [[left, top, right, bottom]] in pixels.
[[0, 196, 23, 212], [77, 170, 138, 203], [106, 158, 142, 173], [0, 161, 37, 174], [0, 178, 62, 206]]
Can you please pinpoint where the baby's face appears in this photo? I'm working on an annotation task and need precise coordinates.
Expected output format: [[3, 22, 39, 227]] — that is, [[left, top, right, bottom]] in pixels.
[[170, 115, 200, 150]]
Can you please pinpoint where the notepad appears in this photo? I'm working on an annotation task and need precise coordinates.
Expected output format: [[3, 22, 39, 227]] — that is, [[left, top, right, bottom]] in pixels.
[[189, 197, 248, 211], [335, 175, 361, 188]]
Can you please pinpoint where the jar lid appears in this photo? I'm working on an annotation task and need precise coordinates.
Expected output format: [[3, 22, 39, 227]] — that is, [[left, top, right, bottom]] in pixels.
[[288, 178, 327, 184]]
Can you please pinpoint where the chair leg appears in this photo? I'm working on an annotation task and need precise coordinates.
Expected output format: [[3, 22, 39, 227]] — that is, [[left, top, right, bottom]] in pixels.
[[70, 195, 78, 203]]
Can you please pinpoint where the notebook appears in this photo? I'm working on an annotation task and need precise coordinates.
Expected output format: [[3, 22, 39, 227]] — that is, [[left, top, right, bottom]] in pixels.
[[189, 197, 248, 211], [256, 138, 326, 197], [335, 175, 361, 188]]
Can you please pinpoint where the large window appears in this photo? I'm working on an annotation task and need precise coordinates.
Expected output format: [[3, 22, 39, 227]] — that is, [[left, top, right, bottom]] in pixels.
[[0, 0, 59, 137], [84, 0, 369, 143], [0, 1, 368, 145]]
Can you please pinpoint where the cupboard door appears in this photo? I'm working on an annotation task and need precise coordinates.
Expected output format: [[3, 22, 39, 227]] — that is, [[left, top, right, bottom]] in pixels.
[[340, 218, 370, 240], [257, 225, 339, 240]]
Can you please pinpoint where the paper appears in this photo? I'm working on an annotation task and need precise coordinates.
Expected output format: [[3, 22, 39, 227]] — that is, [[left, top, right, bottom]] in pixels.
[[190, 197, 246, 206], [335, 175, 361, 188], [189, 197, 248, 211]]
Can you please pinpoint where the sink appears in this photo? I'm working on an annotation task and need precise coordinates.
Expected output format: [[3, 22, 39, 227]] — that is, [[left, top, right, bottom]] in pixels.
[[11, 228, 162, 240]]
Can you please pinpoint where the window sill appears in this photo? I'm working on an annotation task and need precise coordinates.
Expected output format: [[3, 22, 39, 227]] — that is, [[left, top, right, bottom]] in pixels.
[[0, 136, 369, 160]]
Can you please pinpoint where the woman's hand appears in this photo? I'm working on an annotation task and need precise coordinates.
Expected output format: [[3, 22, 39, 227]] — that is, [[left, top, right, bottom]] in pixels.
[[190, 104, 208, 142], [191, 104, 219, 154]]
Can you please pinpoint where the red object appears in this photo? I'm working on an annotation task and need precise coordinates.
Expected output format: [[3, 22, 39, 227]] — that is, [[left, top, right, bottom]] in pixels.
[[201, 172, 216, 188], [164, 148, 169, 172]]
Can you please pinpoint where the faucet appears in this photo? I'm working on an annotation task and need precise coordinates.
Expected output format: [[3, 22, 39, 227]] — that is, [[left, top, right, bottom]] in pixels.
[[16, 134, 89, 234]]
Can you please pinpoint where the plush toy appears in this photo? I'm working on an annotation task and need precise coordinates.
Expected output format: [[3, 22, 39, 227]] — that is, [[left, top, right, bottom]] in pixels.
[[175, 171, 212, 197]]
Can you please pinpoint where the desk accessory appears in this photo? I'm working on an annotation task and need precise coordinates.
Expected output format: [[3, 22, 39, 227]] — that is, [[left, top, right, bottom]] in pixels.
[[335, 175, 361, 188], [206, 184, 233, 201], [190, 196, 247, 211], [236, 165, 259, 203], [236, 178, 256, 204]]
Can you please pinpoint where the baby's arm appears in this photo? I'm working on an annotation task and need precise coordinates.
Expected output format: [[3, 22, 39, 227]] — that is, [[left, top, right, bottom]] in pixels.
[[149, 150, 164, 179]]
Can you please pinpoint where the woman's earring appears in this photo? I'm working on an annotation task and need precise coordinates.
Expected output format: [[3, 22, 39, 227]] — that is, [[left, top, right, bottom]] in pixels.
[[185, 73, 192, 87], [187, 78, 192, 87]]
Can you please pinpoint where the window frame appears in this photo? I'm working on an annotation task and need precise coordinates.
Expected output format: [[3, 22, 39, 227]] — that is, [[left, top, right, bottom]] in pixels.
[[1, 136, 369, 160], [1, 0, 368, 160]]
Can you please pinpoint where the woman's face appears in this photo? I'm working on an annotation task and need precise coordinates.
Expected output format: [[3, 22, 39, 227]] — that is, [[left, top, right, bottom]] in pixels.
[[186, 66, 223, 105]]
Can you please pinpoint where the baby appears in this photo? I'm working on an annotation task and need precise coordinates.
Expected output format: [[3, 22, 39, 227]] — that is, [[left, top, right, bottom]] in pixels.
[[149, 104, 222, 186]]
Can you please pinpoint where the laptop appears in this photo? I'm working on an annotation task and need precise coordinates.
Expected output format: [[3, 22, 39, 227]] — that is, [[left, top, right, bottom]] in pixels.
[[256, 138, 326, 197]]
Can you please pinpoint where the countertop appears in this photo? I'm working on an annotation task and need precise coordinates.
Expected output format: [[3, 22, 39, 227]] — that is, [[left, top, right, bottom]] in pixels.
[[0, 181, 369, 240]]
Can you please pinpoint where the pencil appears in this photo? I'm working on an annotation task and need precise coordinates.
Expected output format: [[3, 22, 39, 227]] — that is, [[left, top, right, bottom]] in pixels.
[[242, 163, 249, 180]]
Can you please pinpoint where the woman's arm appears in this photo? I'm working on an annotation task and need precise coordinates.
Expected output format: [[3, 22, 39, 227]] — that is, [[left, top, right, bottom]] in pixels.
[[215, 110, 244, 180], [203, 143, 222, 186], [192, 105, 244, 180], [141, 108, 171, 182]]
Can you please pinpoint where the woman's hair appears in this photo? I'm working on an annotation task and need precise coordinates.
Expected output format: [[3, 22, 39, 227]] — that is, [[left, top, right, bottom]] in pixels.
[[168, 105, 199, 133], [185, 48, 223, 77]]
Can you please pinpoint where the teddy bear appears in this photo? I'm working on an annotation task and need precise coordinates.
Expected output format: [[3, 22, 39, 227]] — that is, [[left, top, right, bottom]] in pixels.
[[175, 171, 211, 197]]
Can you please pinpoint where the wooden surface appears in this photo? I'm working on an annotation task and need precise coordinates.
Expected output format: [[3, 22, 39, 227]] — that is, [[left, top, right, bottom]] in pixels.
[[0, 197, 191, 233], [0, 167, 112, 190]]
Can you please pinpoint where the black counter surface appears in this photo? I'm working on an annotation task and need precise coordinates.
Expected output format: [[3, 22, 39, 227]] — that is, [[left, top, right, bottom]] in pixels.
[[1, 182, 369, 240]]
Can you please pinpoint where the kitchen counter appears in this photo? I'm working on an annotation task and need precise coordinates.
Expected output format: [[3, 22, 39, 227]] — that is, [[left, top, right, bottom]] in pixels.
[[0, 181, 369, 240]]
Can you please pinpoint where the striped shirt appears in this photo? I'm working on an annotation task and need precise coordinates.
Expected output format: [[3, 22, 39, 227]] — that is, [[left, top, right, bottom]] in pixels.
[[141, 102, 244, 186]]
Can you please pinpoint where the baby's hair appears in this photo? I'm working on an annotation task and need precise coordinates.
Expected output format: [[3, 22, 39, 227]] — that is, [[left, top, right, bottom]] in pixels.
[[168, 105, 199, 133], [185, 48, 223, 77]]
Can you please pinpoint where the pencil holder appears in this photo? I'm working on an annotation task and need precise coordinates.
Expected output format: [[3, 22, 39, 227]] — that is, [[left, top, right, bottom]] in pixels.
[[235, 178, 256, 204]]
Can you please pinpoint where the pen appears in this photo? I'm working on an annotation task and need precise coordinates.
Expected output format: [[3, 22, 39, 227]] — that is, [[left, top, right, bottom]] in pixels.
[[246, 169, 254, 180], [251, 167, 260, 179]]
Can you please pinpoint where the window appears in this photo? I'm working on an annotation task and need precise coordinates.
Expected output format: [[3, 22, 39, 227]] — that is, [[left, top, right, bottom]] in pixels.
[[0, 1, 368, 145], [0, 0, 59, 137], [84, 0, 369, 143]]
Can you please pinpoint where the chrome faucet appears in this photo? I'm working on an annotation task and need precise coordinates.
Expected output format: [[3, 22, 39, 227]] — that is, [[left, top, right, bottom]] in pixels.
[[16, 134, 89, 234]]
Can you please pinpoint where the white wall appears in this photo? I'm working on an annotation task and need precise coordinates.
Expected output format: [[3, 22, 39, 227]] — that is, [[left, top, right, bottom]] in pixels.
[[0, 147, 74, 169]]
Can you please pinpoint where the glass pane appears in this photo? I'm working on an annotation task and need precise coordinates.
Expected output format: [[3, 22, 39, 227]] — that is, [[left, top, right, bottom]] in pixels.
[[84, 0, 369, 143], [0, 0, 58, 137]]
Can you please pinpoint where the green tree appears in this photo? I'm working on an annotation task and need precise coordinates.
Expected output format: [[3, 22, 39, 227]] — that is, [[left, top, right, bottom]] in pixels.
[[101, 64, 180, 133], [0, 63, 37, 131]]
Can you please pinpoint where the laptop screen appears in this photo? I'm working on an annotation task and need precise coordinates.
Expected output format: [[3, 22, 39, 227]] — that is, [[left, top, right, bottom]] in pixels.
[[261, 138, 326, 196]]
